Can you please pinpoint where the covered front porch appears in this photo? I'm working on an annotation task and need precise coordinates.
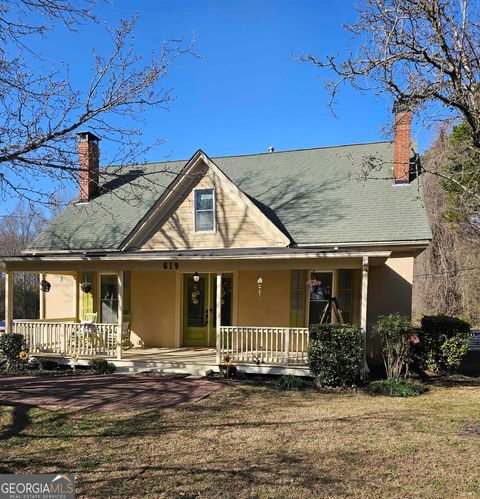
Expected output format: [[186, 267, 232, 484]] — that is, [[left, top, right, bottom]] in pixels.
[[8, 322, 312, 374], [2, 248, 391, 373]]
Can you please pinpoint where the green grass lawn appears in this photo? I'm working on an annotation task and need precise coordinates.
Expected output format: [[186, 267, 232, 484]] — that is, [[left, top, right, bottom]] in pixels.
[[0, 376, 479, 498]]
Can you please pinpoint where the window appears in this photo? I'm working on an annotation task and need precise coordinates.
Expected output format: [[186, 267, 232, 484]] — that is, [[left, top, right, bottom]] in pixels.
[[194, 188, 215, 232], [100, 274, 118, 324], [308, 271, 333, 326]]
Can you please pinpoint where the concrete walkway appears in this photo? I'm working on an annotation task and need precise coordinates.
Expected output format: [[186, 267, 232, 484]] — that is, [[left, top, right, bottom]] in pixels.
[[0, 374, 222, 411]]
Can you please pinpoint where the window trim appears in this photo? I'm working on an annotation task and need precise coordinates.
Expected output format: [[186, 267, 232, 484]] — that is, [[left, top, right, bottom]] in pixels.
[[193, 187, 216, 234]]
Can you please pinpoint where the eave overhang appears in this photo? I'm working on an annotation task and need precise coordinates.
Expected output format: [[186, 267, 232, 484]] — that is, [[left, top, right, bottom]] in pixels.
[[1, 248, 392, 273]]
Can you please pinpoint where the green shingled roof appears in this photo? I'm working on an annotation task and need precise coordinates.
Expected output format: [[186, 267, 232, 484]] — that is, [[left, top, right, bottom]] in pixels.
[[29, 141, 432, 252]]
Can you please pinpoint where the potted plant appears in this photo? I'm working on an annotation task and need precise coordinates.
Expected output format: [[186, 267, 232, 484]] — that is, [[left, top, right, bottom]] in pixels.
[[306, 278, 322, 294]]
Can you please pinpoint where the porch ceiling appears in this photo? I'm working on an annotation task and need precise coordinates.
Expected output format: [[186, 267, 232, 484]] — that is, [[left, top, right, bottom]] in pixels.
[[0, 248, 391, 272]]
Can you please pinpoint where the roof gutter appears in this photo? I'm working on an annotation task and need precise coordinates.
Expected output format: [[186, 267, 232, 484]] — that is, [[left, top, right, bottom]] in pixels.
[[0, 249, 392, 274], [22, 248, 119, 256], [295, 240, 431, 250], [2, 249, 391, 263], [22, 239, 430, 257]]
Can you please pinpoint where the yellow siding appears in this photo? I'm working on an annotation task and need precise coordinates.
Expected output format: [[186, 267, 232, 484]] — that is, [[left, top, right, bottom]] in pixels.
[[237, 270, 291, 327], [127, 269, 292, 347], [43, 274, 75, 319], [367, 256, 414, 322], [142, 171, 282, 250], [129, 271, 177, 347], [367, 256, 414, 363]]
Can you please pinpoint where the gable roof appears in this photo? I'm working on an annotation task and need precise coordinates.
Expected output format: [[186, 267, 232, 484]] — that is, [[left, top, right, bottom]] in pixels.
[[123, 150, 291, 249], [28, 141, 432, 253]]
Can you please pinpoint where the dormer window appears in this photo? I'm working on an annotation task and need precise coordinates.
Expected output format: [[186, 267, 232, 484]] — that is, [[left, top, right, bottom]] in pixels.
[[194, 188, 215, 232]]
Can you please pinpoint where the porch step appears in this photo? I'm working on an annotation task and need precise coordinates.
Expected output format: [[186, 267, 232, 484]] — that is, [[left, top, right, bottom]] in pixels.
[[28, 354, 311, 377], [29, 355, 219, 377], [112, 360, 310, 377], [111, 360, 220, 376]]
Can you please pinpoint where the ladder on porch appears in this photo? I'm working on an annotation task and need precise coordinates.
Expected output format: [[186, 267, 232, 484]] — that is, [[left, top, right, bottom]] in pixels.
[[320, 297, 344, 325]]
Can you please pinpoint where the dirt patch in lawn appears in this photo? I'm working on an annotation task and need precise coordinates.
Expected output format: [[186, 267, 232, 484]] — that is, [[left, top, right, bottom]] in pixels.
[[465, 422, 480, 436]]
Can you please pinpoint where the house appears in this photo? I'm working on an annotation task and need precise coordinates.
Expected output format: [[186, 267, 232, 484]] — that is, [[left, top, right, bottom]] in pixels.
[[0, 105, 431, 375]]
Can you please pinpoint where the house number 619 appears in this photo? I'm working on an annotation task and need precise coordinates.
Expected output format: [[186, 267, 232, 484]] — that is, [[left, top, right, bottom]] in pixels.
[[163, 262, 179, 270]]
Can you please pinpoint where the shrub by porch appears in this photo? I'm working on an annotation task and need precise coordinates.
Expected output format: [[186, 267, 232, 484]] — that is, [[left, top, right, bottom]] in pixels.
[[308, 323, 364, 387]]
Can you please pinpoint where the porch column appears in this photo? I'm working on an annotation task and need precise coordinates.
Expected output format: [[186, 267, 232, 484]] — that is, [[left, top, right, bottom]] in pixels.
[[39, 273, 46, 320], [117, 271, 124, 360], [216, 273, 222, 365], [360, 256, 370, 378], [4, 271, 13, 334]]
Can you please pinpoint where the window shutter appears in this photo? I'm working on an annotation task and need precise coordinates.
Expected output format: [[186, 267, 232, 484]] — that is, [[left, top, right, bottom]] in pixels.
[[290, 270, 306, 327], [337, 269, 354, 324], [123, 271, 131, 317]]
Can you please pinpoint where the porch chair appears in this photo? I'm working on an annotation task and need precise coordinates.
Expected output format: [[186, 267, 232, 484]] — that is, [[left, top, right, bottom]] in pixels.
[[122, 314, 133, 349], [82, 312, 98, 323], [76, 312, 98, 351]]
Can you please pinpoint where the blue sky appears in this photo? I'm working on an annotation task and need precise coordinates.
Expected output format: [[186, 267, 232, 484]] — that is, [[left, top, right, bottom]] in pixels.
[[42, 0, 432, 159], [3, 0, 434, 214]]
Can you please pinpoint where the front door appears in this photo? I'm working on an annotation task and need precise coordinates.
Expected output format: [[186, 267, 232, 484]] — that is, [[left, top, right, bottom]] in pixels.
[[183, 273, 233, 347]]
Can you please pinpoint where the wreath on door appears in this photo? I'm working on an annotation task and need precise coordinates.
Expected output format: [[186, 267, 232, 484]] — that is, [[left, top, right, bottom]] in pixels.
[[191, 283, 200, 304]]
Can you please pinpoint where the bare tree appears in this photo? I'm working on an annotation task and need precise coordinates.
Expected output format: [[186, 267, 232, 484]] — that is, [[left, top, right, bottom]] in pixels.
[[0, 202, 50, 319], [0, 204, 45, 255], [413, 128, 480, 323], [413, 129, 461, 318], [0, 1, 194, 208], [302, 0, 480, 210]]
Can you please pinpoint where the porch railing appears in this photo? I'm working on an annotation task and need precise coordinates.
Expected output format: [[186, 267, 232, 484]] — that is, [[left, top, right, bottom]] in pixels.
[[220, 326, 309, 366], [12, 321, 118, 357]]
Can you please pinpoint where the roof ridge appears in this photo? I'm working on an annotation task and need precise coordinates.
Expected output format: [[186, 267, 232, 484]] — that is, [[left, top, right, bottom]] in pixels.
[[99, 140, 393, 169], [211, 140, 393, 160]]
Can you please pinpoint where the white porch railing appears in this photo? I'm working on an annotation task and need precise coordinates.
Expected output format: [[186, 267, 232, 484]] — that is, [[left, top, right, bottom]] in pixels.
[[220, 326, 309, 366], [12, 321, 118, 357]]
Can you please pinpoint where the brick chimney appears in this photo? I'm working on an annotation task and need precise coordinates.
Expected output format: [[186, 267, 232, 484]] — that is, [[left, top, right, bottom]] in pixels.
[[77, 131, 100, 202], [393, 101, 412, 184]]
